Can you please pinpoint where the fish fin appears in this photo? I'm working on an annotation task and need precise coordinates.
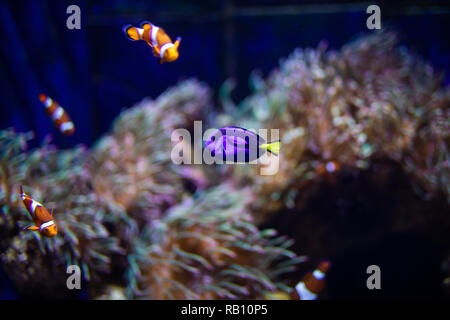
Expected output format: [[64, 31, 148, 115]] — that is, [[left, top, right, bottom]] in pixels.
[[140, 21, 152, 28], [260, 140, 280, 155], [24, 226, 39, 231], [38, 94, 47, 103], [174, 37, 181, 50], [19, 185, 29, 202], [123, 25, 140, 41]]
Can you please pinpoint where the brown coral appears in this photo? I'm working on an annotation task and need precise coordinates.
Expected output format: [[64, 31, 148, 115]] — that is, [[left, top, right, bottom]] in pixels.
[[225, 32, 449, 221]]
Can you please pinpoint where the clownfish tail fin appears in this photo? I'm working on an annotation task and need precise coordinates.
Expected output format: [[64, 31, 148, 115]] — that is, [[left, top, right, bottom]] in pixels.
[[260, 140, 280, 156], [123, 25, 140, 41]]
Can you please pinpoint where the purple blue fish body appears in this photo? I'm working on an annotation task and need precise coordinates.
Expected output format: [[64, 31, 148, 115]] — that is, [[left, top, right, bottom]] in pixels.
[[204, 126, 280, 163]]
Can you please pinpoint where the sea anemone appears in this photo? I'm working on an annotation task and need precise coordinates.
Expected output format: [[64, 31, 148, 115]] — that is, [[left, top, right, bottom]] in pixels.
[[222, 32, 449, 221], [0, 129, 124, 298], [128, 184, 301, 299]]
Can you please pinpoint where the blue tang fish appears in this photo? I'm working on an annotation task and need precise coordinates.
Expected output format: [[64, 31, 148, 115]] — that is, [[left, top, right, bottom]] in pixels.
[[204, 126, 280, 163]]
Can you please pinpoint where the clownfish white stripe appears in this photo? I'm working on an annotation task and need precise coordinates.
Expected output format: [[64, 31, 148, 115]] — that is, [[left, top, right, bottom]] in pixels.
[[160, 43, 174, 58], [31, 201, 40, 214], [151, 25, 159, 46], [52, 107, 64, 120], [137, 27, 144, 38], [295, 282, 317, 300], [45, 98, 53, 108], [313, 269, 326, 280], [39, 220, 54, 231], [60, 122, 74, 132]]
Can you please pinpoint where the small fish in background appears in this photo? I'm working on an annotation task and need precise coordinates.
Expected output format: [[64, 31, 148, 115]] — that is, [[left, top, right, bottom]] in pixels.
[[291, 260, 331, 300], [316, 161, 340, 175], [204, 126, 280, 163], [38, 94, 75, 136], [19, 186, 58, 238], [123, 20, 181, 64], [315, 161, 341, 183]]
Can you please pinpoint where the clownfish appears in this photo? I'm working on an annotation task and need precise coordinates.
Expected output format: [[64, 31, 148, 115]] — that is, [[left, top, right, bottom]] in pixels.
[[20, 186, 58, 238], [316, 161, 340, 175], [291, 261, 331, 300], [38, 94, 75, 136], [123, 21, 181, 64]]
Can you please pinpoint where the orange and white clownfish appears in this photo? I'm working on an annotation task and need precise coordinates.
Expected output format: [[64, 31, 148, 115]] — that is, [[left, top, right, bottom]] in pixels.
[[20, 186, 58, 238], [122, 21, 181, 64], [291, 261, 331, 300], [316, 161, 340, 175], [38, 94, 75, 136]]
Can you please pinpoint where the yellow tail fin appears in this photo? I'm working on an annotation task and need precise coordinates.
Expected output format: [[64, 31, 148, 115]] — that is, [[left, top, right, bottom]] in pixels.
[[260, 140, 280, 155]]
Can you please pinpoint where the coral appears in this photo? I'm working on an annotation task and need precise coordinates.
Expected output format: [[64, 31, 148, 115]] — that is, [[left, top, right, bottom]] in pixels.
[[0, 129, 125, 298], [218, 32, 449, 296], [222, 32, 449, 221], [88, 79, 218, 293], [403, 89, 450, 200], [90, 79, 213, 218], [130, 184, 300, 299], [0, 79, 300, 299], [1, 32, 448, 299]]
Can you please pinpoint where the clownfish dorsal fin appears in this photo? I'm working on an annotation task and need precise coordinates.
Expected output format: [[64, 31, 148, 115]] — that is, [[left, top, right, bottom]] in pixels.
[[140, 20, 152, 29]]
